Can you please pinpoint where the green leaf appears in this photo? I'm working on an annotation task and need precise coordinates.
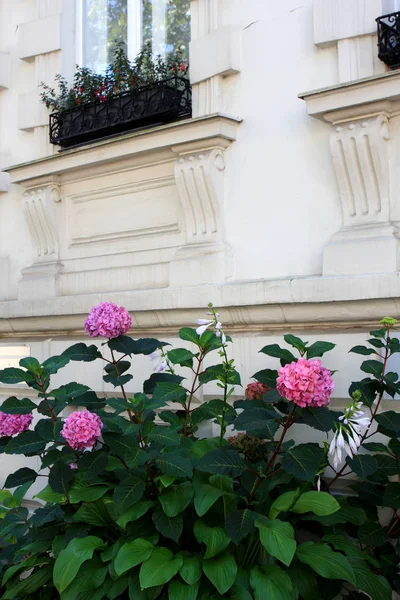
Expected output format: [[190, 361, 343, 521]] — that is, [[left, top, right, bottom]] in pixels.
[[179, 327, 202, 345], [143, 373, 184, 395], [73, 500, 111, 527], [350, 559, 392, 600], [225, 510, 256, 543], [255, 517, 296, 567], [34, 484, 66, 504], [148, 426, 180, 448], [229, 586, 254, 600], [61, 343, 101, 362], [375, 411, 400, 436], [383, 482, 400, 508], [168, 580, 199, 600], [252, 369, 278, 387], [139, 547, 183, 589], [69, 483, 109, 503], [291, 491, 340, 516], [159, 482, 193, 517], [284, 334, 308, 353], [4, 467, 37, 489], [103, 433, 145, 468], [179, 555, 202, 585], [306, 341, 335, 359], [233, 408, 279, 439], [35, 418, 63, 442], [155, 453, 192, 478], [358, 521, 388, 547], [259, 345, 296, 365], [346, 454, 377, 478], [362, 442, 390, 453], [167, 348, 195, 365], [321, 534, 379, 568], [29, 505, 64, 527], [194, 481, 224, 517], [360, 360, 384, 378], [0, 367, 29, 384], [42, 354, 70, 374], [108, 336, 167, 356], [299, 407, 337, 432], [296, 542, 356, 585], [202, 552, 237, 596], [5, 431, 46, 455], [250, 565, 295, 600], [349, 346, 377, 355], [269, 490, 299, 519], [196, 448, 246, 477], [114, 538, 154, 576], [49, 462, 74, 494], [113, 474, 145, 512], [78, 452, 108, 479], [152, 382, 187, 405], [117, 500, 154, 528], [289, 566, 318, 600], [194, 520, 230, 559], [53, 536, 105, 592], [153, 510, 183, 543], [0, 397, 36, 414], [199, 364, 241, 386], [3, 566, 52, 599], [281, 443, 325, 482]]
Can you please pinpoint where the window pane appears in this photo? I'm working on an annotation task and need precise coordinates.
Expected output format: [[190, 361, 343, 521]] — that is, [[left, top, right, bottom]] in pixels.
[[83, 0, 128, 72], [142, 0, 190, 60]]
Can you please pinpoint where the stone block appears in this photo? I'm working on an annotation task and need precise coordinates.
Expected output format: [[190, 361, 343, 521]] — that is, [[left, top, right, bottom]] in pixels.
[[189, 26, 241, 84], [18, 14, 62, 61]]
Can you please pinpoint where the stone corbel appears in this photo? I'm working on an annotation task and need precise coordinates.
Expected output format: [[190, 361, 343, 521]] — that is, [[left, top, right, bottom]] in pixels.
[[170, 140, 232, 285], [19, 181, 63, 300]]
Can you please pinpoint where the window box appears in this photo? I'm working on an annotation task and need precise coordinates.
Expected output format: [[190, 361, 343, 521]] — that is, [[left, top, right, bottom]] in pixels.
[[376, 12, 400, 68], [49, 76, 191, 148]]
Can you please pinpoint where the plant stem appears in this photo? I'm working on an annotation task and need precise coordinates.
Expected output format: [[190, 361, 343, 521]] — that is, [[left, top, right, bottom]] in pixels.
[[110, 348, 133, 422], [183, 350, 204, 436], [247, 406, 296, 507], [219, 344, 230, 447], [327, 329, 391, 489]]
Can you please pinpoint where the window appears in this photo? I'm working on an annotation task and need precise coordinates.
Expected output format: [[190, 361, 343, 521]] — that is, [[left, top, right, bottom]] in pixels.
[[383, 0, 400, 12], [77, 0, 191, 73]]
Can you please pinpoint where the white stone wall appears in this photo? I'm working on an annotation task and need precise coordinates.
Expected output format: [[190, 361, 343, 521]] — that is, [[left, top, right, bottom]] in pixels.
[[0, 0, 400, 485]]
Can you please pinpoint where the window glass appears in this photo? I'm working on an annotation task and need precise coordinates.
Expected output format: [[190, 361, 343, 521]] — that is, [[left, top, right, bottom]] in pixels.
[[83, 0, 128, 73], [81, 0, 190, 72]]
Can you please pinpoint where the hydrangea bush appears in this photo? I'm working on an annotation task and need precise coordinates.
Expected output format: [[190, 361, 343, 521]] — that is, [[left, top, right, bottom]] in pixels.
[[0, 304, 398, 599]]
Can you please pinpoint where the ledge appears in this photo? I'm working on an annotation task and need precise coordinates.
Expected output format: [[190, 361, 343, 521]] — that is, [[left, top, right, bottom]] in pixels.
[[1, 272, 400, 337], [299, 70, 400, 121], [6, 114, 242, 185]]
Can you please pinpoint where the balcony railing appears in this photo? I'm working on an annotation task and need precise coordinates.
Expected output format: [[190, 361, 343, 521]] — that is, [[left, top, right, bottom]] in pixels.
[[49, 76, 192, 148], [377, 11, 400, 68]]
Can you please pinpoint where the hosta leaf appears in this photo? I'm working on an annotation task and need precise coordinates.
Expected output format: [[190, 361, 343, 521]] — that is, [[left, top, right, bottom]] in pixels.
[[350, 558, 392, 600], [255, 517, 296, 567], [114, 538, 154, 576], [72, 500, 111, 527], [116, 500, 154, 528], [168, 580, 200, 600], [296, 542, 356, 585], [250, 565, 295, 600], [153, 509, 183, 543], [179, 555, 202, 585], [202, 552, 237, 596], [194, 520, 230, 559], [291, 491, 340, 516], [159, 482, 193, 517], [139, 547, 183, 589], [53, 536, 105, 592]]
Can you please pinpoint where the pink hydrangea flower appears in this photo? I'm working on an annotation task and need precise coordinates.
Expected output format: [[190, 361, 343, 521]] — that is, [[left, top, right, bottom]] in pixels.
[[0, 412, 33, 437], [84, 302, 132, 338], [61, 410, 103, 451], [245, 382, 270, 400], [276, 358, 334, 408]]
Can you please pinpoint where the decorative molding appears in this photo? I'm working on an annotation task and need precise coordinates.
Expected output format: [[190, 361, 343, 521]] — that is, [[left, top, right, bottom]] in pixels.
[[22, 184, 61, 260], [330, 115, 390, 227], [174, 148, 225, 243]]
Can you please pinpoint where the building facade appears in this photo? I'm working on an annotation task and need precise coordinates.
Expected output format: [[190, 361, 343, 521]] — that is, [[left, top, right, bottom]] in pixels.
[[1, 0, 400, 485]]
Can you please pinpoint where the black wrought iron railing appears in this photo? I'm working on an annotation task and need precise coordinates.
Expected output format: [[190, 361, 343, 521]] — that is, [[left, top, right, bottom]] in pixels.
[[376, 11, 400, 68], [49, 76, 192, 148]]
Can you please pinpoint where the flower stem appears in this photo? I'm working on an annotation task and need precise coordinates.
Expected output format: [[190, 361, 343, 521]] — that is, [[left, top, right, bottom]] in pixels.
[[183, 350, 204, 436], [219, 344, 230, 447]]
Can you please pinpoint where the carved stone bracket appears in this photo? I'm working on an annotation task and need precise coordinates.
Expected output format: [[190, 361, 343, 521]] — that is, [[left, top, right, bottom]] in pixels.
[[171, 139, 232, 285], [19, 182, 63, 300]]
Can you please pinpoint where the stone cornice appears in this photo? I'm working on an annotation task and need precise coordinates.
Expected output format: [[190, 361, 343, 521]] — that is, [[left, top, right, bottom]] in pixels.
[[1, 272, 400, 337], [5, 114, 242, 186]]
